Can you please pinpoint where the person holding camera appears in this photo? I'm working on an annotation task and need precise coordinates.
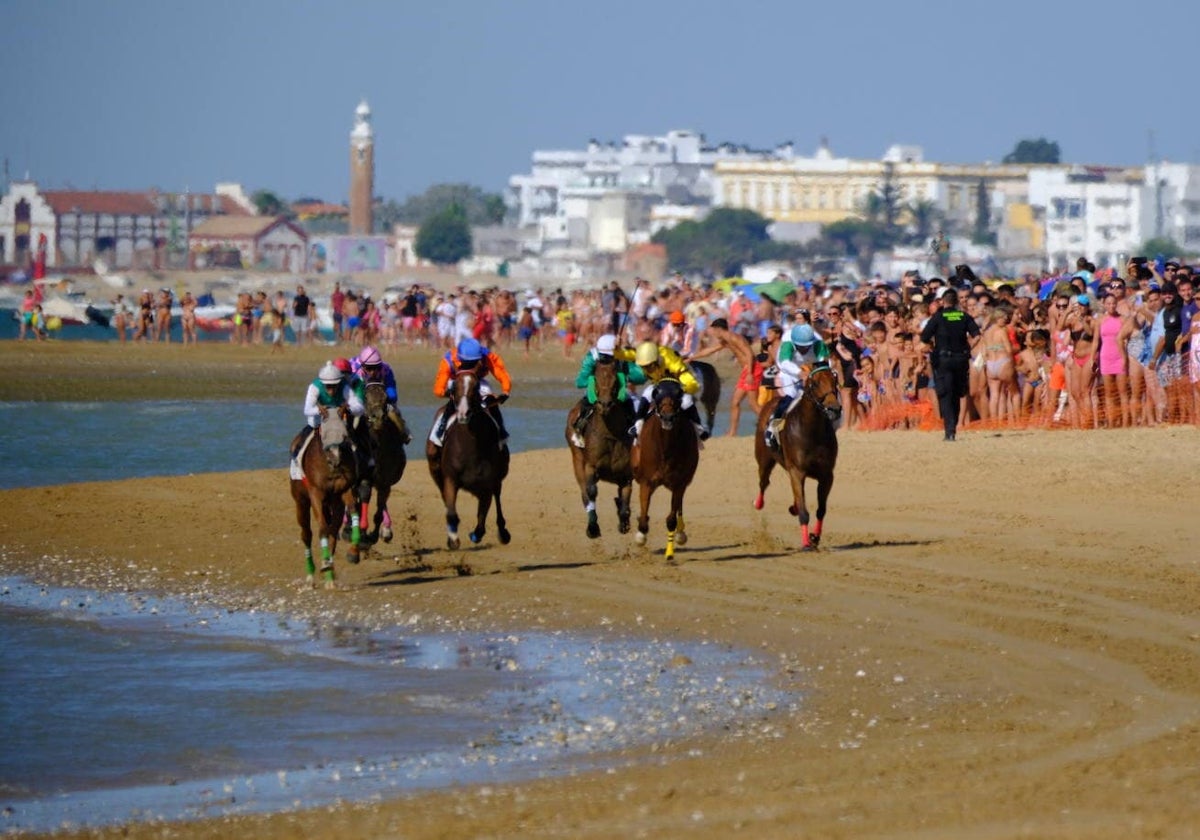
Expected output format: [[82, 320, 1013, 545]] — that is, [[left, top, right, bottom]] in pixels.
[[920, 287, 980, 441], [687, 317, 761, 437]]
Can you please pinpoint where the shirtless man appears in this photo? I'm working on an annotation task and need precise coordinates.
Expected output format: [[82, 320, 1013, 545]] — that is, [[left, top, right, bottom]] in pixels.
[[687, 317, 762, 437]]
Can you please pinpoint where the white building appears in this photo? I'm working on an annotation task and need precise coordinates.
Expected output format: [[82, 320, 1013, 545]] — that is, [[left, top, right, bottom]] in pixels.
[[507, 130, 794, 252], [1028, 166, 1148, 271]]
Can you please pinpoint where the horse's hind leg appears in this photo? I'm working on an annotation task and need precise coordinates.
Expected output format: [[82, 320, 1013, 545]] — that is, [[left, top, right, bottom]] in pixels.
[[615, 481, 632, 534], [811, 473, 834, 549], [375, 484, 392, 543], [664, 486, 687, 563], [585, 469, 601, 539], [292, 481, 315, 585], [786, 469, 814, 551], [754, 446, 776, 510], [443, 480, 461, 550]]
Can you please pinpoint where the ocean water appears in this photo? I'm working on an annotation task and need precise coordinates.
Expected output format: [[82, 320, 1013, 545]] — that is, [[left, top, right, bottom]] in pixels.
[[0, 400, 569, 489], [0, 579, 788, 833]]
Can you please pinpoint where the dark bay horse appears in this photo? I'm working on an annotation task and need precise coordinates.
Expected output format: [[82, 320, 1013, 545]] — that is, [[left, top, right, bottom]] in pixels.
[[290, 409, 361, 587], [566, 356, 634, 538], [753, 364, 841, 551], [689, 360, 722, 434], [631, 378, 700, 562], [362, 381, 407, 543], [426, 369, 511, 549]]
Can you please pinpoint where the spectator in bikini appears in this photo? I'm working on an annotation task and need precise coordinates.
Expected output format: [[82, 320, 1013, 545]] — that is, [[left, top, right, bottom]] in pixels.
[[154, 288, 173, 342], [180, 291, 198, 346], [1064, 295, 1097, 427], [981, 307, 1018, 422], [134, 289, 153, 341], [1015, 329, 1051, 417], [111, 294, 130, 344], [688, 317, 761, 437]]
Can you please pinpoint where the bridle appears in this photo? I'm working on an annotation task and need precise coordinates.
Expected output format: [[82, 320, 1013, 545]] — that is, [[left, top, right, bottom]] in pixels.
[[804, 365, 843, 425]]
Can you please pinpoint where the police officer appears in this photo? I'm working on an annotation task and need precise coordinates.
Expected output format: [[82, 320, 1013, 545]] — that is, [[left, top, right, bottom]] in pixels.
[[919, 288, 979, 441]]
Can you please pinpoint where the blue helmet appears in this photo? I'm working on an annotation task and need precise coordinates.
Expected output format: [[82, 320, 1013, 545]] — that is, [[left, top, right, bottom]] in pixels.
[[457, 338, 484, 361], [790, 323, 815, 347]]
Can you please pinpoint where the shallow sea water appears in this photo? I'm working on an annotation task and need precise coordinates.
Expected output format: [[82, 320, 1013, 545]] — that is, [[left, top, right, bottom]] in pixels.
[[0, 578, 790, 833]]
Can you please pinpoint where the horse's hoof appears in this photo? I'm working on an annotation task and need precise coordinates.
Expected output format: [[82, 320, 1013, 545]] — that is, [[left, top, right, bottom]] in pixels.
[[618, 519, 631, 534], [381, 527, 393, 543], [323, 578, 337, 590], [800, 543, 815, 552], [447, 535, 460, 550], [810, 534, 821, 548], [676, 531, 688, 547], [469, 531, 482, 544], [305, 574, 315, 589], [635, 531, 647, 546], [754, 494, 764, 510], [499, 529, 511, 545], [347, 548, 360, 565], [586, 522, 601, 539], [787, 504, 798, 516]]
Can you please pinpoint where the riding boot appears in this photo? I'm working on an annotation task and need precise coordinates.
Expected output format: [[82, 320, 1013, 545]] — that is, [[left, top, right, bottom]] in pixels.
[[685, 403, 709, 440], [489, 404, 510, 448], [764, 396, 791, 450], [628, 400, 649, 440], [388, 405, 412, 444], [571, 398, 592, 447]]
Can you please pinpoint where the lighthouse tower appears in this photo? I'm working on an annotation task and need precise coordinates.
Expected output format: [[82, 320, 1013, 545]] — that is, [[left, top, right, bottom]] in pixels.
[[349, 100, 374, 235]]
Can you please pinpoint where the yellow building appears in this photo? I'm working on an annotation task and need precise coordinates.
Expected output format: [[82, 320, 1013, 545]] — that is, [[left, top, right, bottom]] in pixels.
[[713, 143, 1037, 235]]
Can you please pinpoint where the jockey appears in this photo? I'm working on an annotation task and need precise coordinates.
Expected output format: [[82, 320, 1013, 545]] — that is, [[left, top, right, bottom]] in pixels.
[[764, 323, 831, 449], [351, 345, 412, 444], [292, 360, 366, 461], [615, 340, 708, 441], [431, 337, 512, 448], [569, 333, 646, 448]]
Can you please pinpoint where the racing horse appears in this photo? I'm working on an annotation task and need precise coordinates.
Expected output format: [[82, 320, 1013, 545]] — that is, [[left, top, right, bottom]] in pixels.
[[688, 360, 722, 435], [753, 363, 841, 550], [426, 369, 511, 549], [361, 381, 408, 543], [565, 355, 634, 538], [631, 378, 700, 562], [290, 409, 362, 587]]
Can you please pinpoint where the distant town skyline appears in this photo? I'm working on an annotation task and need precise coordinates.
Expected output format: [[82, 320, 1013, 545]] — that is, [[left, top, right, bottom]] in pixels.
[[3, 0, 1198, 205]]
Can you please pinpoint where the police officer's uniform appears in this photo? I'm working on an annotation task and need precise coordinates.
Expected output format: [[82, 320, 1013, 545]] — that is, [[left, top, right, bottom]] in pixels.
[[919, 290, 980, 440]]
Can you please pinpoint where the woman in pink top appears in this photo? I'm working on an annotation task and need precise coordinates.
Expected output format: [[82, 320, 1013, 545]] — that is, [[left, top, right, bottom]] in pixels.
[[1095, 293, 1132, 427]]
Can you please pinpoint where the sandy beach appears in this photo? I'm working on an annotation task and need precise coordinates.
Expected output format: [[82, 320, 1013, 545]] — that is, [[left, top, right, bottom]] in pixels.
[[2, 342, 1199, 839]]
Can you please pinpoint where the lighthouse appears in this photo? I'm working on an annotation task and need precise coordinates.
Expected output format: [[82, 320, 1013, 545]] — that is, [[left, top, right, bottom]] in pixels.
[[349, 100, 374, 235]]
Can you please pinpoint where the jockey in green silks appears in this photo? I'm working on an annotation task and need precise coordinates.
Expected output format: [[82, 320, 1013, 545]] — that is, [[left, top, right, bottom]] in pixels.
[[568, 333, 645, 447]]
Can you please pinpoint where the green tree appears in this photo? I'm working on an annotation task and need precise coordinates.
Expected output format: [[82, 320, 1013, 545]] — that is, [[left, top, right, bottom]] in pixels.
[[818, 218, 888, 277], [1002, 138, 1061, 164], [393, 183, 508, 226], [652, 208, 781, 276], [972, 179, 996, 246], [904, 199, 940, 247], [415, 203, 472, 266], [251, 189, 290, 217], [1137, 237, 1188, 259]]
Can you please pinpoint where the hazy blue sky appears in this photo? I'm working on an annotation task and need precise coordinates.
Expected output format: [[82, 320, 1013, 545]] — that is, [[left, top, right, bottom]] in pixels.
[[2, 0, 1196, 204]]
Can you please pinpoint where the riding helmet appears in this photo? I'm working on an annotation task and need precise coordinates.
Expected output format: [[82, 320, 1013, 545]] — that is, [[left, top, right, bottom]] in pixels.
[[457, 338, 484, 361], [333, 357, 353, 374], [318, 361, 343, 385], [634, 341, 660, 366], [596, 334, 617, 355], [790, 323, 816, 347], [359, 345, 382, 366]]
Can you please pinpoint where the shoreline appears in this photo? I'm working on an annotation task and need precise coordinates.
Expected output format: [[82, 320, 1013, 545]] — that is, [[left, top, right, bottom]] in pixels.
[[1, 343, 1198, 838]]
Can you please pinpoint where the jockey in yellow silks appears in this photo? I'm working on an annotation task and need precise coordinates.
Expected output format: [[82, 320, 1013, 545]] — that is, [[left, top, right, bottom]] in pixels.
[[615, 340, 709, 441]]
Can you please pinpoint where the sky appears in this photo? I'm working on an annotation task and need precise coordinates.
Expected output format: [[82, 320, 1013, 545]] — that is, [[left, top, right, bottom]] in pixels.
[[3, 0, 1197, 205]]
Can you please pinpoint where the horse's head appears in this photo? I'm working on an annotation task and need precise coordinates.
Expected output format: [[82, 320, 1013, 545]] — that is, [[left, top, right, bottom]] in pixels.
[[652, 378, 685, 429], [805, 364, 843, 428], [364, 381, 388, 432], [593, 356, 621, 411], [318, 410, 354, 468], [451, 369, 482, 425]]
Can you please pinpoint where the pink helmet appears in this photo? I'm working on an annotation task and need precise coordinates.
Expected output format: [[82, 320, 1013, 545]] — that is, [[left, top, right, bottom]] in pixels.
[[358, 346, 382, 366]]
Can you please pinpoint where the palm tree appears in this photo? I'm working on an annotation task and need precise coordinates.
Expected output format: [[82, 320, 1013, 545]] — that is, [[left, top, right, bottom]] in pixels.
[[904, 199, 940, 247]]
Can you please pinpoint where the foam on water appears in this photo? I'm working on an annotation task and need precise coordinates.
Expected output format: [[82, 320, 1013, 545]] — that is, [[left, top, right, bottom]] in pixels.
[[0, 577, 791, 833]]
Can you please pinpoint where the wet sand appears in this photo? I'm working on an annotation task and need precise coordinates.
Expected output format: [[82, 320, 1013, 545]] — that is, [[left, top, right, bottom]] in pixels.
[[2, 343, 1199, 838]]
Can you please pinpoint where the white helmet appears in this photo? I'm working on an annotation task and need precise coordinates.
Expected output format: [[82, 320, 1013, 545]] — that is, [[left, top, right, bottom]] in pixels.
[[596, 334, 617, 355], [318, 361, 342, 385]]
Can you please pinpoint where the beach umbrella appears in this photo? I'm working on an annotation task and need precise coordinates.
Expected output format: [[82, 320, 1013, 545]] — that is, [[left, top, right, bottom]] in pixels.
[[712, 277, 743, 292], [746, 279, 797, 305]]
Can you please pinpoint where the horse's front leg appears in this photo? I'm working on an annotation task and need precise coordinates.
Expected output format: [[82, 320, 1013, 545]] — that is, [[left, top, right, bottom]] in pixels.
[[584, 466, 601, 539], [811, 472, 834, 549], [375, 484, 392, 543], [493, 485, 511, 545], [635, 481, 655, 546], [344, 489, 362, 565], [753, 418, 776, 510], [663, 485, 687, 563], [470, 492, 492, 545], [615, 481, 632, 534], [785, 468, 814, 551], [292, 481, 315, 585], [443, 478, 461, 550]]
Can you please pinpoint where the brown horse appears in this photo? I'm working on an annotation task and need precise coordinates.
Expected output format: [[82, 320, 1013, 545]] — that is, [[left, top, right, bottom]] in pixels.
[[689, 359, 722, 434], [290, 409, 361, 587], [361, 381, 408, 543], [631, 378, 700, 562], [753, 363, 841, 550], [566, 356, 635, 538], [426, 369, 511, 549]]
